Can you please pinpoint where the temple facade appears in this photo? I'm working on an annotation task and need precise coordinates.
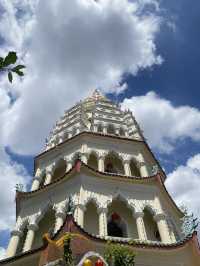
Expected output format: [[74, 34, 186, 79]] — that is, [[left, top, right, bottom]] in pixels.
[[1, 90, 200, 266]]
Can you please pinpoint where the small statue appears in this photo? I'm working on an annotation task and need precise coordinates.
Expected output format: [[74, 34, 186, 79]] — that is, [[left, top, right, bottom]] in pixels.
[[15, 183, 24, 192], [67, 195, 75, 215]]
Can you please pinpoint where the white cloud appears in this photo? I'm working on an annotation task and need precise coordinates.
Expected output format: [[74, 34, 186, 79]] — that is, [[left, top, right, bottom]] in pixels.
[[0, 0, 161, 155], [165, 154, 200, 227], [122, 91, 200, 153], [0, 247, 5, 260]]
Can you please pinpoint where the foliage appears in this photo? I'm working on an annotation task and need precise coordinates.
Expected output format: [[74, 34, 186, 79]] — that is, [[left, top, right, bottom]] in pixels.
[[104, 242, 135, 266], [63, 235, 74, 266], [0, 51, 25, 83], [180, 205, 199, 237]]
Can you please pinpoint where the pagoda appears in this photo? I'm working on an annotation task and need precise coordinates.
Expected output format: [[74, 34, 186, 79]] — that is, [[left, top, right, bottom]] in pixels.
[[1, 90, 200, 266]]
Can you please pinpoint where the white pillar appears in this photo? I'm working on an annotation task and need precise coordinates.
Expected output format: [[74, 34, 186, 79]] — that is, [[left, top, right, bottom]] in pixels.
[[44, 165, 54, 185], [98, 156, 105, 172], [154, 213, 171, 244], [76, 204, 86, 228], [23, 224, 38, 252], [31, 169, 43, 191], [115, 128, 120, 135], [134, 212, 147, 241], [102, 125, 107, 134], [6, 230, 22, 258], [81, 153, 88, 164], [123, 160, 131, 176], [68, 131, 73, 138], [54, 211, 66, 233], [98, 208, 108, 236], [66, 159, 73, 171], [125, 130, 129, 137], [93, 124, 98, 132]]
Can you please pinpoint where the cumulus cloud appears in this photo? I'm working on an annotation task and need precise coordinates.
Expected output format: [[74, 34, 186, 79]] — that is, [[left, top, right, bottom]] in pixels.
[[122, 91, 200, 153], [0, 247, 5, 260], [0, 0, 162, 155], [166, 154, 200, 225]]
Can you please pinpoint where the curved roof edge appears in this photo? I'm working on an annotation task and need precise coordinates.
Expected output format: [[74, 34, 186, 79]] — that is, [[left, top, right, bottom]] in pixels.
[[16, 160, 182, 216], [1, 214, 199, 265]]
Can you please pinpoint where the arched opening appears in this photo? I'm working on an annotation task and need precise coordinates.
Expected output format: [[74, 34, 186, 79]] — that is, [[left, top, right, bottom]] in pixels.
[[107, 124, 115, 135], [104, 152, 124, 174], [130, 160, 141, 177], [143, 208, 161, 242], [119, 127, 125, 136], [87, 152, 98, 170], [107, 198, 138, 238], [84, 201, 99, 235], [52, 159, 67, 182], [32, 208, 56, 249], [97, 124, 103, 133]]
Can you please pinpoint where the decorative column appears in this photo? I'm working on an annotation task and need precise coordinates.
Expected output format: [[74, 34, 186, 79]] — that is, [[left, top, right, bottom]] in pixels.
[[6, 230, 22, 258], [76, 204, 86, 228], [102, 125, 107, 134], [125, 130, 129, 137], [81, 153, 88, 164], [54, 210, 66, 233], [68, 131, 73, 138], [98, 155, 105, 172], [31, 168, 43, 191], [115, 128, 120, 135], [44, 164, 55, 185], [66, 159, 73, 171], [93, 124, 98, 132], [23, 224, 38, 252], [98, 207, 108, 236], [58, 133, 64, 144], [134, 212, 147, 241], [138, 152, 149, 177], [123, 159, 131, 176], [154, 213, 171, 244]]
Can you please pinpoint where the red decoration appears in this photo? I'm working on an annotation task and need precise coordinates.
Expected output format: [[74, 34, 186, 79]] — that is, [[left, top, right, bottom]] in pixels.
[[95, 259, 104, 266], [111, 212, 120, 221]]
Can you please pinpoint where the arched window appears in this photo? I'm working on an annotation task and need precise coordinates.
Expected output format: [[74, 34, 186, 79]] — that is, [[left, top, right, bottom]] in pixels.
[[97, 124, 103, 133], [52, 159, 67, 182], [107, 198, 138, 238], [143, 208, 161, 242], [119, 127, 125, 136], [107, 124, 115, 135], [130, 160, 141, 177], [88, 152, 98, 170], [84, 201, 99, 235], [104, 152, 124, 175], [32, 208, 56, 249]]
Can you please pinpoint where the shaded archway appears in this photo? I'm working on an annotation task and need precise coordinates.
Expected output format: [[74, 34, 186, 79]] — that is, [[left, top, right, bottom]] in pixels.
[[84, 201, 99, 235], [143, 208, 161, 242], [87, 152, 98, 170], [104, 152, 124, 174], [130, 159, 141, 177], [119, 127, 125, 136], [32, 208, 56, 249], [107, 124, 115, 135], [52, 159, 67, 182], [107, 198, 138, 238], [97, 124, 103, 133]]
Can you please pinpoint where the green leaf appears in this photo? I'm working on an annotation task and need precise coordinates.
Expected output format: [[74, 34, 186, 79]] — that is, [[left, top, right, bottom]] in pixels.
[[8, 72, 13, 83], [15, 69, 24, 76], [12, 65, 26, 72], [3, 52, 18, 67], [0, 57, 3, 67]]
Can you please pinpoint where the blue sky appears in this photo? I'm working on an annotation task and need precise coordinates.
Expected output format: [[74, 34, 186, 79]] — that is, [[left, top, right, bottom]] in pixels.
[[0, 0, 200, 258]]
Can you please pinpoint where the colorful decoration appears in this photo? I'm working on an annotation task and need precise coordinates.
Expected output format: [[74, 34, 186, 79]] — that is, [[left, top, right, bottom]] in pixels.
[[83, 258, 92, 266], [95, 258, 104, 266]]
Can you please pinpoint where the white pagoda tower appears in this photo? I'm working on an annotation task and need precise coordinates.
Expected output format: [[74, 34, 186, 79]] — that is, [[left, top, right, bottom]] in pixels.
[[1, 90, 200, 266]]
